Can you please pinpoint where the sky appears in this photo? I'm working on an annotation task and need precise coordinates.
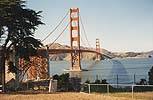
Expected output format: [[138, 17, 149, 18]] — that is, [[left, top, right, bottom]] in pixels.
[[26, 0, 153, 52]]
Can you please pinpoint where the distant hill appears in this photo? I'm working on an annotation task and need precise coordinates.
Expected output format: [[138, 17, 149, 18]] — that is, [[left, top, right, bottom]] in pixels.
[[46, 43, 113, 61], [112, 50, 153, 58], [135, 50, 153, 58], [45, 43, 153, 60]]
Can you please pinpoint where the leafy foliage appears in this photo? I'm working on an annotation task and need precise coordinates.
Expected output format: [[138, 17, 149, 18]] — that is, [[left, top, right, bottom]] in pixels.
[[53, 73, 70, 91], [0, 0, 44, 74], [148, 66, 153, 85], [0, 0, 43, 58], [136, 79, 147, 85], [7, 61, 19, 74]]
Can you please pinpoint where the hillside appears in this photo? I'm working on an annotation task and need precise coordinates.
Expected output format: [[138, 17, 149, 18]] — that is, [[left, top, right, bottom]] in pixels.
[[46, 43, 113, 61], [45, 43, 153, 60], [112, 51, 153, 58]]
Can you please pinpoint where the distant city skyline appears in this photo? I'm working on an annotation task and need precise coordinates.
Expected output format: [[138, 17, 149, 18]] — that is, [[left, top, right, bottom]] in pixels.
[[27, 0, 153, 52]]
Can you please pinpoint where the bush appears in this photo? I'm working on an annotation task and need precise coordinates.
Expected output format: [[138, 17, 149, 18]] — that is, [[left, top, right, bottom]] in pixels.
[[53, 73, 81, 92], [148, 66, 153, 85]]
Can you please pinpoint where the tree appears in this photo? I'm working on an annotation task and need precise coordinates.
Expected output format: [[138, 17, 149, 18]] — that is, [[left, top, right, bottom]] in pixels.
[[0, 0, 44, 91], [53, 74, 70, 91], [148, 66, 153, 85], [136, 79, 147, 85], [101, 79, 108, 84]]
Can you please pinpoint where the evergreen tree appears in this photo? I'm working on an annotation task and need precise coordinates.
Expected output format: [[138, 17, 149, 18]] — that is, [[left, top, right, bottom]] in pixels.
[[0, 0, 44, 91]]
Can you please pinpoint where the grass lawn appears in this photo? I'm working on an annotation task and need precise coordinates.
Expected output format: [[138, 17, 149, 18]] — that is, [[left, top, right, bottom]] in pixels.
[[110, 92, 153, 100], [1, 92, 152, 100]]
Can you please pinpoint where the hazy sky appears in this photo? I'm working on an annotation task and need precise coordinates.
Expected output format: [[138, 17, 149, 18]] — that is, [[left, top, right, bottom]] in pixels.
[[27, 0, 153, 52]]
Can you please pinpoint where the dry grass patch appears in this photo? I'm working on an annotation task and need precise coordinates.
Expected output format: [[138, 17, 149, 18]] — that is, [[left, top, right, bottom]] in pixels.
[[110, 92, 153, 100], [0, 92, 138, 100]]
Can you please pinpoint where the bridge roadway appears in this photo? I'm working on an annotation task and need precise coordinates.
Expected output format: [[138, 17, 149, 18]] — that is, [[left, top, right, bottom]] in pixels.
[[37, 48, 112, 59]]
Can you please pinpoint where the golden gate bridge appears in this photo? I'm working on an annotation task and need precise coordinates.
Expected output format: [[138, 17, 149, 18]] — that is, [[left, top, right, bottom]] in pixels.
[[19, 8, 112, 80]]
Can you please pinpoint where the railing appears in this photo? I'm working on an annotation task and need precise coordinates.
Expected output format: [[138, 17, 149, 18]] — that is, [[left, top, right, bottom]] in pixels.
[[82, 83, 153, 99]]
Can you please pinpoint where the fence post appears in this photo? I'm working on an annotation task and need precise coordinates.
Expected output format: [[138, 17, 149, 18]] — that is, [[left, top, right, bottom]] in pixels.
[[96, 75, 98, 80], [49, 79, 52, 93], [117, 74, 118, 88], [107, 84, 109, 95], [132, 85, 134, 99], [88, 84, 91, 94], [133, 74, 136, 84]]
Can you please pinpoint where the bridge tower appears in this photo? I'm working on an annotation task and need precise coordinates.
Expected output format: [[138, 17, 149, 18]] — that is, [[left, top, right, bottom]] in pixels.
[[96, 38, 101, 61], [70, 8, 81, 71]]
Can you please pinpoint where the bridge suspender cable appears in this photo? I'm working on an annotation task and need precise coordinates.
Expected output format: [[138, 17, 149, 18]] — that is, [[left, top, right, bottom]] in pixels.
[[41, 11, 69, 42], [80, 36, 86, 47], [80, 15, 92, 48], [48, 22, 70, 48]]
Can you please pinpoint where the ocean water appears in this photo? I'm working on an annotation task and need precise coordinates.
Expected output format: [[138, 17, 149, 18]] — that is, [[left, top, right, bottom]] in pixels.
[[49, 58, 153, 84]]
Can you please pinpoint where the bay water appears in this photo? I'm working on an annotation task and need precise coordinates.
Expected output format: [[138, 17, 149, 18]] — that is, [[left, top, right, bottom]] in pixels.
[[49, 58, 153, 84]]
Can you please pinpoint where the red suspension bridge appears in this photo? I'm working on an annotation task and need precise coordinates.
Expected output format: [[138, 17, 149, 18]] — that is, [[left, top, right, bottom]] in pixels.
[[39, 8, 111, 70], [19, 8, 112, 80]]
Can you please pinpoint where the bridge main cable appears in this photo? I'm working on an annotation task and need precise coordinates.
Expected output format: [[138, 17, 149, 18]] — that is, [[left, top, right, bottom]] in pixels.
[[80, 15, 92, 48], [41, 11, 69, 42], [47, 22, 70, 47]]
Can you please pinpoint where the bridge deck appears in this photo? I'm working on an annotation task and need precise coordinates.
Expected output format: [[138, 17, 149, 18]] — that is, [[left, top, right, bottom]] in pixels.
[[37, 49, 112, 59]]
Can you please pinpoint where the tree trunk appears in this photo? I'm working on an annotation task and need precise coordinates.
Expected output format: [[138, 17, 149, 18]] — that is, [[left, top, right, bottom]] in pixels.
[[14, 50, 19, 90], [0, 47, 5, 92]]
